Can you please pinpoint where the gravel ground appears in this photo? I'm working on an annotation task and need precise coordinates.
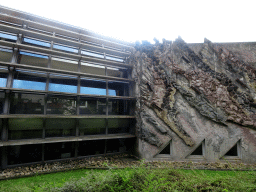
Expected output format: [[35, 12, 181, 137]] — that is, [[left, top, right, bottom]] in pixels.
[[1, 154, 256, 180]]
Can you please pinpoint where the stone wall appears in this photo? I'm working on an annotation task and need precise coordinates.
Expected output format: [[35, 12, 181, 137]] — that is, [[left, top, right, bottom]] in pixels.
[[129, 38, 256, 163]]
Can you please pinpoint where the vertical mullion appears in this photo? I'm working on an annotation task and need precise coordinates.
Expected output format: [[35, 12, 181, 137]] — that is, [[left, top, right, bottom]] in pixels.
[[42, 144, 45, 162], [75, 39, 82, 158], [1, 32, 22, 169], [104, 50, 108, 155], [1, 146, 7, 169]]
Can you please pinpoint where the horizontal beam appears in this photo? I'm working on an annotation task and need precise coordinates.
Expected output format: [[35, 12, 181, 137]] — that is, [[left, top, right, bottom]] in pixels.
[[0, 9, 133, 51], [0, 40, 132, 68], [0, 114, 135, 118], [0, 133, 136, 146], [0, 23, 130, 57], [2, 87, 136, 100], [0, 61, 133, 82]]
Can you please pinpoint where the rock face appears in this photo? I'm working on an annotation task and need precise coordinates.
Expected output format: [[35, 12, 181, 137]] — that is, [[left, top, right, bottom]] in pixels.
[[129, 38, 256, 163]]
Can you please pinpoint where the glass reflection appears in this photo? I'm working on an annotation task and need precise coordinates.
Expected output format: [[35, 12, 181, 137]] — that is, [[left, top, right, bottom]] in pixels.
[[79, 98, 106, 115], [49, 75, 77, 93], [13, 70, 46, 91], [24, 37, 51, 47], [10, 93, 44, 114], [47, 96, 76, 115]]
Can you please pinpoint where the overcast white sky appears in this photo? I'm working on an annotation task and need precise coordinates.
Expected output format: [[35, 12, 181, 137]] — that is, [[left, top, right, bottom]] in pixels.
[[0, 0, 255, 44]]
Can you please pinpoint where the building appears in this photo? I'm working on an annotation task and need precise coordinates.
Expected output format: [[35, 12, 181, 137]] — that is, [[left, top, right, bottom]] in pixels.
[[0, 6, 136, 169], [1, 6, 256, 169]]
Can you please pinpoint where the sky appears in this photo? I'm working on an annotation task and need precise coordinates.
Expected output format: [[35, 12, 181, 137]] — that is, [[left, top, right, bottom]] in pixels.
[[0, 0, 255, 44]]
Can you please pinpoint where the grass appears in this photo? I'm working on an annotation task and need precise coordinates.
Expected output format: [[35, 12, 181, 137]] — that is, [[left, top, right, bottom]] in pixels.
[[0, 168, 256, 192]]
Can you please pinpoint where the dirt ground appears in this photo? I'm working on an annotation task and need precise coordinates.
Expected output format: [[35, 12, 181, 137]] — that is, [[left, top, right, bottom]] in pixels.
[[1, 153, 256, 180]]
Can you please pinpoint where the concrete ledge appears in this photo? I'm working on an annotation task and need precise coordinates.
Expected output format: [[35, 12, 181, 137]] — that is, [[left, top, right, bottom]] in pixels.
[[0, 133, 136, 146]]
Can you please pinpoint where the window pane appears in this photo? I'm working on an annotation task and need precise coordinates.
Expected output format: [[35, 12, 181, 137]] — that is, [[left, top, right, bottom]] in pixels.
[[49, 74, 77, 93], [8, 118, 43, 130], [13, 70, 46, 91], [80, 62, 105, 75], [108, 118, 131, 134], [79, 118, 106, 136], [107, 67, 128, 78], [0, 47, 12, 62], [10, 93, 44, 114], [0, 92, 5, 114], [46, 96, 76, 115], [0, 31, 17, 42], [108, 99, 135, 115], [106, 139, 126, 153], [19, 51, 48, 68], [108, 81, 129, 96], [81, 50, 104, 59], [53, 44, 78, 53], [106, 56, 124, 62], [0, 119, 2, 140], [0, 68, 8, 88], [45, 142, 75, 160], [79, 98, 106, 115], [23, 37, 51, 47], [8, 130, 42, 140], [8, 144, 42, 165], [78, 140, 105, 156], [45, 119, 76, 137], [8, 118, 43, 140], [80, 78, 106, 95], [51, 57, 78, 72], [46, 119, 76, 129]]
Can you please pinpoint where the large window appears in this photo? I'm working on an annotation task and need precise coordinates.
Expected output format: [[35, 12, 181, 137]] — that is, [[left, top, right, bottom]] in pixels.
[[0, 68, 8, 88], [46, 96, 76, 115], [79, 118, 106, 136], [23, 37, 51, 48], [80, 62, 105, 75], [44, 142, 75, 160], [106, 139, 125, 153], [0, 119, 2, 140], [49, 74, 77, 93], [53, 43, 78, 53], [10, 93, 44, 114], [0, 47, 12, 62], [19, 51, 48, 68], [13, 70, 47, 91], [51, 57, 78, 72], [106, 55, 124, 62], [8, 144, 42, 165], [108, 118, 131, 134], [8, 118, 43, 140], [81, 50, 104, 59], [108, 99, 135, 115], [78, 140, 105, 156], [107, 66, 128, 78], [80, 78, 107, 95], [79, 98, 106, 115], [0, 92, 5, 114], [108, 81, 129, 96], [0, 31, 17, 42], [45, 119, 76, 137]]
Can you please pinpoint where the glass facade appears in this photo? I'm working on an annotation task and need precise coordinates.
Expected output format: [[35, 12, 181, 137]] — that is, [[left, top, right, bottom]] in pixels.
[[0, 8, 134, 169]]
